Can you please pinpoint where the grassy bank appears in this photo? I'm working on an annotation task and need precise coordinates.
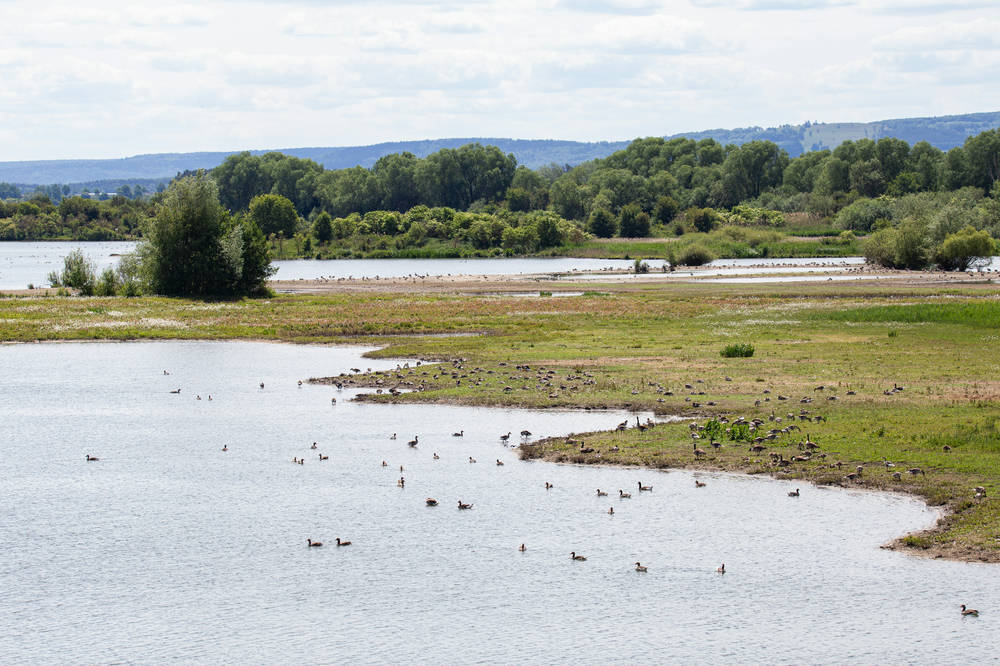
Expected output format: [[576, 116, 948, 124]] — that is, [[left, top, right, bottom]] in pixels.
[[1, 280, 998, 561]]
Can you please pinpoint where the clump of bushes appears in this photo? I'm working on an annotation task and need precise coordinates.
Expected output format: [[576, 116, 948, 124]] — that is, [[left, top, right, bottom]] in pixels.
[[721, 343, 755, 358], [676, 245, 715, 266], [48, 249, 97, 295]]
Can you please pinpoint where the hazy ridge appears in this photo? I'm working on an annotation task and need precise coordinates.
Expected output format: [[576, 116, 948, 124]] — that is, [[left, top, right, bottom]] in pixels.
[[1, 111, 998, 187]]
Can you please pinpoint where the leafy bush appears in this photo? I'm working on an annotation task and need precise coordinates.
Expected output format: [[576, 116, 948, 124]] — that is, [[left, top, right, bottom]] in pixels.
[[721, 343, 755, 358], [935, 225, 995, 270], [95, 267, 120, 296], [676, 245, 715, 266], [49, 249, 97, 295]]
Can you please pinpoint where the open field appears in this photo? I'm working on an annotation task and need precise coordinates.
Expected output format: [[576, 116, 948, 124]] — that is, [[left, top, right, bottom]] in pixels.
[[1, 276, 999, 561]]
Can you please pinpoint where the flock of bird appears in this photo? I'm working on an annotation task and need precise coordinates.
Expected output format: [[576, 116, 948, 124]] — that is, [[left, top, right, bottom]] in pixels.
[[81, 366, 985, 617]]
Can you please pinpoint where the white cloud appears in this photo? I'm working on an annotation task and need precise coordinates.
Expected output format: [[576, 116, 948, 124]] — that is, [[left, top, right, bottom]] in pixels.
[[874, 19, 1000, 51], [1, 0, 998, 160]]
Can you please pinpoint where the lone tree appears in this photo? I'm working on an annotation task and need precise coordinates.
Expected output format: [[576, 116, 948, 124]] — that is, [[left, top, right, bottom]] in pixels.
[[140, 174, 274, 297], [249, 193, 299, 238]]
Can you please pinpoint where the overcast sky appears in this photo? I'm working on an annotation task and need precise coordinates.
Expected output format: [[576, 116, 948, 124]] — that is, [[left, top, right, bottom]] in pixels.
[[1, 0, 997, 161]]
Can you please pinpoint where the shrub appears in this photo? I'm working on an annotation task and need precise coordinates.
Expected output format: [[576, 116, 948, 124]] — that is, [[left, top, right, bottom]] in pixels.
[[721, 343, 755, 358], [685, 207, 719, 233], [588, 208, 617, 238], [95, 267, 119, 296], [935, 225, 995, 270], [676, 245, 715, 266], [50, 249, 97, 295]]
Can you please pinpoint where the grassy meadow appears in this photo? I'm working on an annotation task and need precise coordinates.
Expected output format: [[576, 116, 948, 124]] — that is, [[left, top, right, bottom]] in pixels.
[[1, 279, 998, 560]]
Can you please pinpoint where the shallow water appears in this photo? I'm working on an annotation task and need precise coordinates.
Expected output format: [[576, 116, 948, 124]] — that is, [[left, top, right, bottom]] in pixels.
[[3, 242, 996, 290], [1, 341, 997, 663], [0, 241, 136, 290]]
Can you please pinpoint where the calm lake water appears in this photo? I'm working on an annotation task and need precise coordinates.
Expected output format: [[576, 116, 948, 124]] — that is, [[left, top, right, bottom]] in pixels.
[[3, 242, 997, 290], [1, 341, 997, 664]]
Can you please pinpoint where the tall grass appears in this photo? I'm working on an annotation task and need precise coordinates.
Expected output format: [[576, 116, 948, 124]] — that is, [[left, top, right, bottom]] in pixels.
[[817, 301, 1000, 328]]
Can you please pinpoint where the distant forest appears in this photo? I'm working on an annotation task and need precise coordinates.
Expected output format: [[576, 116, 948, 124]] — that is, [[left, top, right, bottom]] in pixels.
[[2, 126, 998, 269]]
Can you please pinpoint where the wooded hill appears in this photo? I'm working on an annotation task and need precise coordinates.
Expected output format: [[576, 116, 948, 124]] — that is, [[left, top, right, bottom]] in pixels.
[[1, 111, 997, 189]]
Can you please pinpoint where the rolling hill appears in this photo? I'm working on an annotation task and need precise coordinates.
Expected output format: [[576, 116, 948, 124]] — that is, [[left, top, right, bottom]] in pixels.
[[1, 111, 998, 188]]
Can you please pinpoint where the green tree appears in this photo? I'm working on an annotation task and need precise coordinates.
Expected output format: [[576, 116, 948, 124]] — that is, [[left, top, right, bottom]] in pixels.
[[618, 204, 650, 237], [588, 208, 617, 238], [141, 174, 273, 297], [935, 225, 995, 270], [653, 195, 679, 225], [686, 207, 718, 233], [249, 193, 299, 238], [48, 249, 97, 294], [312, 211, 333, 243]]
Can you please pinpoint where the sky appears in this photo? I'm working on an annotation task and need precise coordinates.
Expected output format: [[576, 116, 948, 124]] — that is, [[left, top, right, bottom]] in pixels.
[[0, 0, 998, 161]]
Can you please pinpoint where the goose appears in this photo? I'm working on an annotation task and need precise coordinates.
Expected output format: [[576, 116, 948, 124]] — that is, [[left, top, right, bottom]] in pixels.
[[452, 431, 464, 437], [336, 538, 351, 547], [390, 433, 397, 440], [222, 445, 228, 452], [297, 380, 302, 386], [196, 395, 202, 400], [311, 442, 318, 449], [638, 482, 652, 492], [397, 477, 405, 487], [433, 453, 440, 460], [545, 482, 553, 489], [695, 480, 706, 488], [570, 551, 587, 561], [163, 370, 170, 375], [85, 454, 99, 462], [520, 430, 532, 438], [407, 436, 419, 447], [500, 432, 511, 442], [259, 382, 264, 389], [788, 488, 800, 497], [596, 489, 608, 497], [319, 454, 329, 461], [496, 459, 504, 466], [717, 563, 726, 574], [960, 604, 979, 617], [297, 459, 304, 465], [381, 460, 388, 467], [469, 457, 477, 464], [518, 543, 526, 552], [619, 490, 631, 498], [457, 501, 473, 510], [307, 539, 322, 547], [169, 388, 181, 394], [635, 562, 648, 573], [608, 506, 614, 515], [426, 498, 438, 506]]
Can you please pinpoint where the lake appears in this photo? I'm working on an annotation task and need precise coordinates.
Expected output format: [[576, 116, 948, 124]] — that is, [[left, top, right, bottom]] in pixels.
[[1, 341, 996, 663], [4, 242, 997, 290]]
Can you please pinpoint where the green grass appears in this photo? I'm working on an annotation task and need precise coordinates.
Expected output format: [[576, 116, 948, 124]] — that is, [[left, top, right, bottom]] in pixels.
[[814, 301, 1000, 328]]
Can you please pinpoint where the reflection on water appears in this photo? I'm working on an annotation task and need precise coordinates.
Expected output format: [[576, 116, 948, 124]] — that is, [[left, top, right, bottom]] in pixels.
[[1, 341, 996, 663]]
